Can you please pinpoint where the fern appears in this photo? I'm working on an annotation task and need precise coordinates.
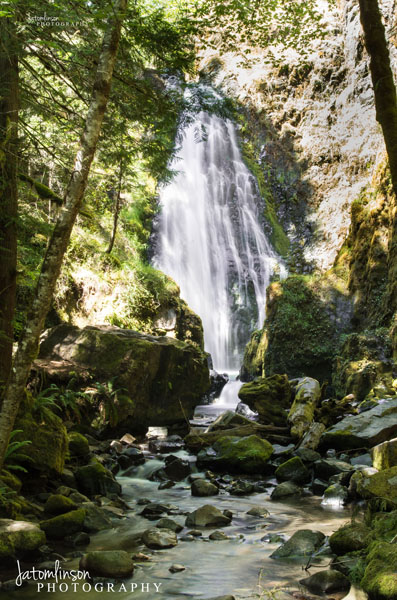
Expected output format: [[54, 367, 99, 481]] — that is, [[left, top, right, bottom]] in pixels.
[[4, 430, 32, 473]]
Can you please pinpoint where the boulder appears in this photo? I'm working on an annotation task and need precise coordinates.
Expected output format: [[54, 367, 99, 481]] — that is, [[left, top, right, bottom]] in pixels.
[[314, 458, 353, 480], [298, 422, 326, 450], [36, 324, 210, 432], [151, 455, 191, 482], [82, 503, 113, 533], [270, 529, 325, 558], [271, 482, 303, 500], [361, 542, 397, 599], [300, 570, 350, 594], [40, 508, 86, 539], [186, 423, 286, 452], [149, 435, 184, 454], [275, 457, 310, 484], [75, 461, 121, 497], [0, 519, 46, 560], [191, 479, 219, 497], [209, 530, 229, 540], [238, 375, 291, 426], [288, 377, 320, 440], [356, 466, 397, 505], [329, 523, 373, 555], [197, 435, 273, 474], [206, 410, 253, 432], [321, 484, 348, 506], [68, 432, 90, 458], [320, 399, 397, 450], [246, 506, 270, 517], [185, 505, 231, 528], [156, 518, 183, 533], [371, 438, 397, 471], [80, 550, 134, 578], [44, 494, 78, 515], [142, 528, 178, 549]]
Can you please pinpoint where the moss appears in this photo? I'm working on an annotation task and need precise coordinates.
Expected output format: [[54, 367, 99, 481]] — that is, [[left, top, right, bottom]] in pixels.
[[357, 466, 397, 507], [329, 523, 373, 555], [40, 508, 86, 539], [361, 542, 397, 599], [213, 435, 273, 474], [68, 432, 90, 458], [44, 494, 78, 515], [0, 471, 22, 493], [238, 374, 291, 426]]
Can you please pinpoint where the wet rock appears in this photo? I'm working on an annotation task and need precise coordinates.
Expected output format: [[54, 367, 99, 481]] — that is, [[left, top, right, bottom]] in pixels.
[[149, 435, 184, 454], [202, 370, 229, 403], [185, 505, 232, 528], [110, 440, 123, 453], [191, 479, 219, 497], [199, 435, 273, 474], [205, 597, 235, 600], [351, 453, 372, 466], [371, 437, 397, 471], [238, 374, 291, 426], [140, 503, 170, 519], [235, 402, 256, 418], [314, 458, 353, 480], [329, 523, 373, 555], [156, 518, 183, 533], [320, 399, 397, 450], [295, 448, 321, 463], [246, 506, 270, 517], [169, 564, 186, 573], [68, 432, 90, 458], [288, 377, 321, 440], [79, 550, 134, 578], [158, 481, 175, 490], [75, 461, 121, 497], [270, 529, 325, 558], [0, 519, 46, 560], [271, 482, 303, 499], [152, 455, 191, 481], [361, 541, 397, 599], [206, 410, 254, 432], [229, 480, 254, 495], [82, 503, 113, 533], [209, 530, 229, 540], [120, 433, 136, 445], [275, 456, 310, 484], [356, 466, 397, 505], [300, 569, 350, 594], [298, 422, 326, 450], [118, 447, 145, 469], [64, 532, 90, 547], [321, 483, 349, 506], [261, 533, 286, 544], [44, 494, 78, 515], [40, 509, 86, 539], [312, 479, 328, 496], [180, 534, 194, 541], [187, 530, 202, 537], [142, 528, 178, 549]]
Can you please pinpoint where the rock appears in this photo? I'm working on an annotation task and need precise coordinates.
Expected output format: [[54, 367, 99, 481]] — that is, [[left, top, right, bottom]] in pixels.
[[79, 550, 134, 578], [204, 597, 235, 600], [351, 453, 372, 466], [141, 528, 178, 549], [209, 530, 229, 540], [300, 569, 350, 594], [238, 374, 291, 426], [320, 399, 397, 450], [361, 541, 397, 599], [246, 506, 270, 517], [75, 461, 121, 497], [329, 523, 373, 555], [270, 529, 325, 558], [288, 377, 321, 440], [312, 479, 328, 496], [149, 436, 184, 454], [0, 519, 46, 560], [371, 438, 397, 470], [235, 402, 256, 418], [321, 484, 349, 506], [298, 422, 326, 450], [120, 433, 136, 445], [156, 518, 183, 533], [68, 432, 90, 458], [169, 564, 186, 573], [185, 505, 232, 528], [314, 458, 353, 480], [36, 324, 210, 432], [271, 482, 303, 500], [163, 455, 191, 480], [44, 494, 78, 515], [356, 465, 397, 505], [119, 447, 145, 468], [295, 447, 321, 463], [82, 503, 112, 533], [202, 370, 229, 403], [64, 532, 90, 547], [191, 479, 219, 497], [275, 456, 310, 484], [40, 509, 86, 539], [229, 480, 254, 495], [140, 503, 170, 519], [206, 410, 253, 432], [158, 481, 175, 490], [199, 435, 273, 474], [110, 440, 123, 453]]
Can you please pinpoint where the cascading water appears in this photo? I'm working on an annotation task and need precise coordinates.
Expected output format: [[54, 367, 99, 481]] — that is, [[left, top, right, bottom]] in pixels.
[[153, 94, 285, 372]]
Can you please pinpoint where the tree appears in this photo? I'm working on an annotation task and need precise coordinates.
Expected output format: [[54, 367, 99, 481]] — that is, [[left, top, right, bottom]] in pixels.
[[358, 0, 397, 197], [0, 17, 18, 399], [0, 0, 127, 470]]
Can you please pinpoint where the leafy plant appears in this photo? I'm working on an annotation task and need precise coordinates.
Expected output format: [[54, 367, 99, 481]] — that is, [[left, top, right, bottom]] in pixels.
[[32, 386, 62, 425], [93, 377, 126, 428], [4, 431, 32, 473]]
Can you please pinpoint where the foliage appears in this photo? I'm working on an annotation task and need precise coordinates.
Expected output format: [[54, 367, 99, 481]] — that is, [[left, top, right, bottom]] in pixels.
[[4, 430, 32, 473], [92, 377, 127, 428]]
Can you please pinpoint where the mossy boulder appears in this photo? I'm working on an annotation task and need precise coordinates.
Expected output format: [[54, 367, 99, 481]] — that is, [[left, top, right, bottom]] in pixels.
[[275, 456, 310, 484], [210, 435, 273, 474], [238, 374, 291, 426], [329, 523, 373, 555], [0, 519, 46, 560], [80, 550, 134, 578], [270, 529, 325, 558], [40, 508, 86, 539], [0, 471, 22, 493], [288, 377, 320, 440], [240, 329, 267, 381], [75, 460, 121, 497], [361, 542, 397, 600], [36, 324, 210, 433], [68, 432, 90, 458], [356, 466, 397, 505], [371, 438, 397, 471], [44, 494, 78, 515]]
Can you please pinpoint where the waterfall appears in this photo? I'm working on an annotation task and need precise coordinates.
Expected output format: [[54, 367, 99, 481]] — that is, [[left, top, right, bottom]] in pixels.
[[153, 105, 284, 372]]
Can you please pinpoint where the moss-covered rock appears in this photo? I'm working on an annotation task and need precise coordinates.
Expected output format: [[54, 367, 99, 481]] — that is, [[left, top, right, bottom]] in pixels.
[[75, 460, 121, 497], [275, 456, 310, 484], [361, 542, 397, 600], [329, 523, 373, 555], [44, 494, 78, 516], [371, 438, 397, 471], [288, 377, 320, 440], [270, 529, 325, 558], [0, 471, 22, 493], [36, 324, 210, 433], [80, 550, 134, 578], [238, 374, 291, 426], [356, 466, 397, 506], [68, 432, 90, 458], [209, 435, 273, 474], [239, 329, 267, 381], [40, 508, 86, 539], [0, 519, 46, 560]]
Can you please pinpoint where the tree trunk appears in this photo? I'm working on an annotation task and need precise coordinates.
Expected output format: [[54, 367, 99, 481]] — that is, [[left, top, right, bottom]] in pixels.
[[106, 157, 123, 254], [358, 0, 397, 196], [0, 0, 127, 469], [0, 18, 18, 401]]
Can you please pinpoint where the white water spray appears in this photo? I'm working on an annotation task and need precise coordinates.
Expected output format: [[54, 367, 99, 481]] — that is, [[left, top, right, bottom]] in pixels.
[[153, 106, 284, 371]]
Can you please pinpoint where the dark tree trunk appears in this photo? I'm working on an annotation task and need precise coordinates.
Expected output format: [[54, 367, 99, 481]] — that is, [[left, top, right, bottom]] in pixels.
[[0, 0, 127, 469], [358, 0, 397, 196], [0, 18, 18, 401]]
